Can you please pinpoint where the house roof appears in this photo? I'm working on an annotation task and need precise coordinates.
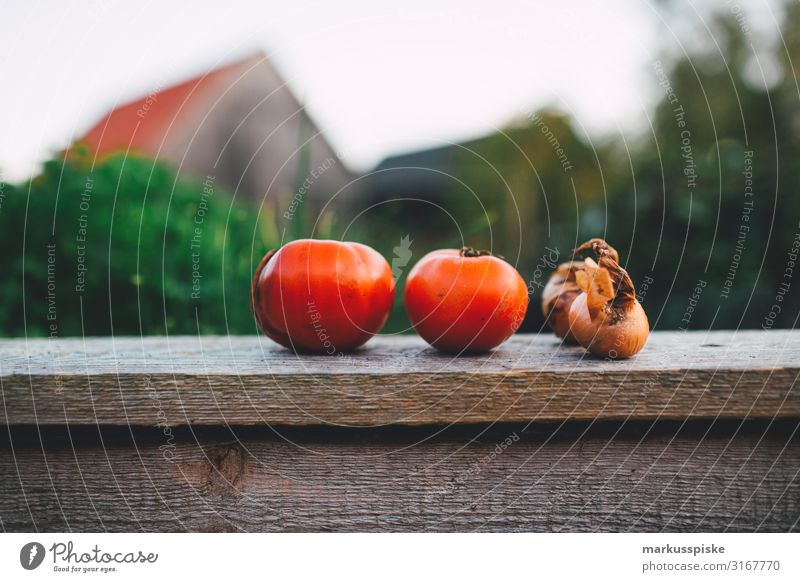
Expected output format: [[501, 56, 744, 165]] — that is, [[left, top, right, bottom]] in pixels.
[[81, 54, 265, 158]]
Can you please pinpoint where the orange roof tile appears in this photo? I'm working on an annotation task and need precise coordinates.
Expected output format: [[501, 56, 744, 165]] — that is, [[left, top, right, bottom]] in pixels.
[[82, 54, 262, 158]]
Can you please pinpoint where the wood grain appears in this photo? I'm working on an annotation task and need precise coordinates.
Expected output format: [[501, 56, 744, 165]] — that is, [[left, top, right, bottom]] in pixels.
[[1, 331, 798, 426], [1, 422, 797, 532]]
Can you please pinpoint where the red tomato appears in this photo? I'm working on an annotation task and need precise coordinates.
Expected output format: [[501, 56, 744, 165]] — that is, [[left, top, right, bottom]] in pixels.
[[251, 239, 395, 353], [404, 248, 529, 353]]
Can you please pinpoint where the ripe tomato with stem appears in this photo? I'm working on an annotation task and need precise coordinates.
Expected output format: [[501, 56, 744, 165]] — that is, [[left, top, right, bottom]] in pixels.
[[404, 247, 528, 353]]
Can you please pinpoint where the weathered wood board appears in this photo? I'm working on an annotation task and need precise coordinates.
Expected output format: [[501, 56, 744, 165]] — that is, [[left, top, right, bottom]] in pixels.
[[1, 422, 797, 532], [2, 332, 798, 532], [1, 331, 798, 426]]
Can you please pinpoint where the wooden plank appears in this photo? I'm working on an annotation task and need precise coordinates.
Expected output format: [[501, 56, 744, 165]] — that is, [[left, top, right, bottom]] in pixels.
[[1, 422, 797, 532], [1, 331, 798, 426]]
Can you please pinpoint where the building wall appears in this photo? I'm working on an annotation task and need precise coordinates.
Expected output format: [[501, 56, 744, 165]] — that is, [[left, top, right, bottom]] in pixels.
[[162, 57, 354, 218]]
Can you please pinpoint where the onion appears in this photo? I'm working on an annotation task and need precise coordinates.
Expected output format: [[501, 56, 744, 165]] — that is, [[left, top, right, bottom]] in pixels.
[[566, 239, 649, 358], [542, 239, 619, 344]]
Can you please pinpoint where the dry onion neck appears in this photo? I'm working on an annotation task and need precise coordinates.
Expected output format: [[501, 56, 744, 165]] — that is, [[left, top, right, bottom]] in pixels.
[[573, 238, 620, 263], [598, 256, 637, 308], [572, 239, 637, 316]]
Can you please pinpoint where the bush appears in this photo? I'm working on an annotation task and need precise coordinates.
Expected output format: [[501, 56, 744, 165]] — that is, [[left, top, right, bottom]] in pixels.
[[0, 148, 276, 337]]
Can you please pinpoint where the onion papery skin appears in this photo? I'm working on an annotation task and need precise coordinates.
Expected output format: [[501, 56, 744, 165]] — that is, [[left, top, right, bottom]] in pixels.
[[541, 261, 583, 343]]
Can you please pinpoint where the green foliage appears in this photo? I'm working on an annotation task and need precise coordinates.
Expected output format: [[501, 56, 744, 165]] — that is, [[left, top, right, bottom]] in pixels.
[[0, 148, 276, 336], [604, 6, 800, 330]]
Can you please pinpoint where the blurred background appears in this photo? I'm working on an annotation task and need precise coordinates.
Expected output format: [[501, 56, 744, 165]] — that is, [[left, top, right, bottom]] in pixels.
[[0, 0, 798, 337]]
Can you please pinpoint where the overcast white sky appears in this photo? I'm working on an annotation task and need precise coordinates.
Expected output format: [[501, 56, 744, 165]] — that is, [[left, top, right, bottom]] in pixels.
[[0, 0, 780, 180]]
